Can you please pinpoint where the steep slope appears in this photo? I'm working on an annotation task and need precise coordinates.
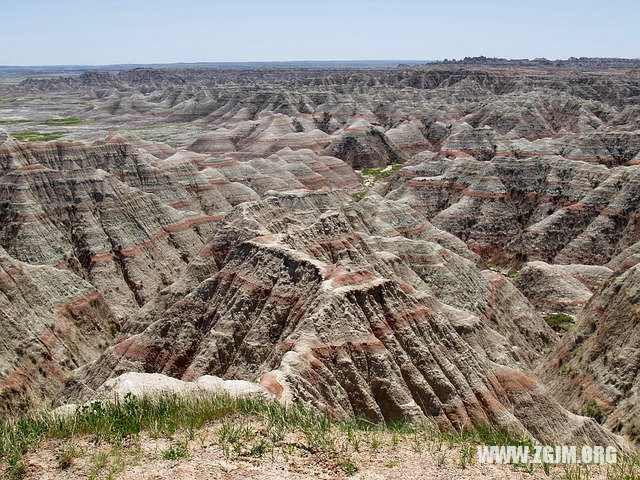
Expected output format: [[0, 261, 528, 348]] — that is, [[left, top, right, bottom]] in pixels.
[[513, 261, 594, 315], [542, 263, 640, 440], [60, 191, 620, 444], [0, 133, 362, 321], [0, 246, 118, 412], [381, 155, 640, 264]]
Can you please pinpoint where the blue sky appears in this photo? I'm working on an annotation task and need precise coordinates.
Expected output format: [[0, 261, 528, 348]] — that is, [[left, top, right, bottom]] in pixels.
[[2, 0, 639, 65]]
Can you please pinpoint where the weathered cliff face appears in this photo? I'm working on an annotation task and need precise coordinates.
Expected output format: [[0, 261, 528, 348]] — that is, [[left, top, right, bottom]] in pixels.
[[58, 190, 622, 445], [0, 133, 361, 321], [0, 130, 364, 411], [0, 136, 221, 321], [541, 264, 640, 440], [0, 245, 118, 412], [380, 156, 640, 265]]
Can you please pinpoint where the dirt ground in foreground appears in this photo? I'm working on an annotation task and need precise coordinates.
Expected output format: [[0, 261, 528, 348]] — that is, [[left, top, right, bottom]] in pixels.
[[19, 424, 617, 480]]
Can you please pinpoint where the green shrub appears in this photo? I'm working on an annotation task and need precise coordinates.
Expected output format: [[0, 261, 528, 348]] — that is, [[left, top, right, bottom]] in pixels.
[[544, 313, 575, 332], [351, 191, 367, 202]]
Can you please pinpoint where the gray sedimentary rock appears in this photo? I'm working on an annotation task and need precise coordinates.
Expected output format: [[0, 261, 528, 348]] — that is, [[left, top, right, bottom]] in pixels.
[[513, 261, 594, 315], [542, 264, 640, 440], [60, 191, 618, 444], [0, 246, 118, 412]]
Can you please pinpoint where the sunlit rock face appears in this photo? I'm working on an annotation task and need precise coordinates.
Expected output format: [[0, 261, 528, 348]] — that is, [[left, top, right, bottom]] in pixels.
[[60, 190, 622, 445], [2, 59, 640, 444]]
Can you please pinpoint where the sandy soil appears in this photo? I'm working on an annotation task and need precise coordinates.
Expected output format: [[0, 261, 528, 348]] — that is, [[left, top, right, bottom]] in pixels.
[[19, 423, 616, 480]]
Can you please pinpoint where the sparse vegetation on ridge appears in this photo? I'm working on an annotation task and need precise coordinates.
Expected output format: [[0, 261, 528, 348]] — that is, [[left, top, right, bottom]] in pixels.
[[1, 392, 637, 480], [361, 163, 403, 182], [11, 131, 66, 142], [544, 312, 576, 332], [0, 119, 31, 126], [41, 117, 86, 126]]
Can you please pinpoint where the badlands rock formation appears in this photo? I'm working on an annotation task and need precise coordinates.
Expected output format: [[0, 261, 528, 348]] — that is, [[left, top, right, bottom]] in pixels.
[[0, 129, 360, 411], [61, 190, 619, 444], [0, 245, 117, 412], [512, 261, 594, 315], [1, 59, 639, 444], [542, 263, 640, 440]]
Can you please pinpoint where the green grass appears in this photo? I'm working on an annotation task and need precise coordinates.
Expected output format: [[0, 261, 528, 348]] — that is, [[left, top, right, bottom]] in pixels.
[[40, 117, 85, 126], [361, 163, 403, 182], [506, 268, 519, 278], [351, 191, 367, 202], [0, 392, 529, 471], [1, 392, 637, 479], [544, 312, 575, 332], [0, 119, 31, 126], [0, 98, 16, 104], [11, 131, 66, 142]]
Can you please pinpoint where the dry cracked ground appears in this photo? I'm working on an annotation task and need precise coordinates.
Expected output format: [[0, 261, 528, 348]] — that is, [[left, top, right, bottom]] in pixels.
[[1, 57, 640, 479]]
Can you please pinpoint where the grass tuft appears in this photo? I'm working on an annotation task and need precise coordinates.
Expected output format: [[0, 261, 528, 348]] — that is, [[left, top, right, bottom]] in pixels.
[[161, 441, 189, 460], [339, 458, 359, 476]]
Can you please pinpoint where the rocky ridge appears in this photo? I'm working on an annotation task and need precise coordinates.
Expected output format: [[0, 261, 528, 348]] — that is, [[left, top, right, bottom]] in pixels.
[[59, 190, 619, 444]]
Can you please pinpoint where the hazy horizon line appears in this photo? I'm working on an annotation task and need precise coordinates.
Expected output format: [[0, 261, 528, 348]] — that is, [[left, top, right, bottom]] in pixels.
[[3, 56, 640, 69]]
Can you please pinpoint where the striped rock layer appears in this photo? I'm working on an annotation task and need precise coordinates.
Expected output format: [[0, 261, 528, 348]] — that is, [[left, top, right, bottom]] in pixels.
[[61, 191, 619, 445]]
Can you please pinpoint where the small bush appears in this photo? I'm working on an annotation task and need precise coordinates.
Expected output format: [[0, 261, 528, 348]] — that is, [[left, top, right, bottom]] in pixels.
[[351, 191, 367, 202], [544, 313, 575, 332], [583, 399, 605, 423], [161, 441, 189, 460]]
